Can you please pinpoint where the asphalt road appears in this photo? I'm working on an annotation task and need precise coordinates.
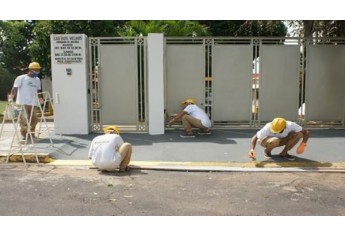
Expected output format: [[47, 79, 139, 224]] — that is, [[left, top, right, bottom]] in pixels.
[[1, 164, 345, 216]]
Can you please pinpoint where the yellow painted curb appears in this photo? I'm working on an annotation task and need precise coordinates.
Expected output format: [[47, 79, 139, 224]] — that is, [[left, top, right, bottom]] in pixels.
[[0, 155, 54, 163], [45, 160, 345, 169], [2, 156, 345, 169]]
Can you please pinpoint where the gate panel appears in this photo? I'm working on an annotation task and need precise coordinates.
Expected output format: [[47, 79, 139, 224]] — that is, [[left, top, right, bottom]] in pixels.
[[213, 45, 252, 122], [166, 45, 204, 114], [100, 45, 138, 125], [259, 45, 300, 122], [306, 45, 345, 122], [89, 36, 345, 131]]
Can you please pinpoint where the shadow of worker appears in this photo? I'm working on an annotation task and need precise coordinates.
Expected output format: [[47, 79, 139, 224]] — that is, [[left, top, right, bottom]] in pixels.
[[255, 155, 332, 168]]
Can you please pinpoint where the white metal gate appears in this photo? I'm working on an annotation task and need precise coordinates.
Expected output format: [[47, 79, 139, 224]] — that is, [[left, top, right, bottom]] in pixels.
[[306, 44, 345, 124], [165, 40, 205, 117], [89, 37, 147, 132], [89, 36, 345, 132], [213, 43, 253, 124], [259, 44, 300, 122]]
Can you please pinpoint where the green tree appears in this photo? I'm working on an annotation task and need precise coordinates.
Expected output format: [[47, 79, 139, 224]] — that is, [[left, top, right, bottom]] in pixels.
[[286, 20, 345, 37], [199, 20, 287, 37], [118, 20, 210, 37], [0, 65, 14, 100], [0, 20, 34, 75]]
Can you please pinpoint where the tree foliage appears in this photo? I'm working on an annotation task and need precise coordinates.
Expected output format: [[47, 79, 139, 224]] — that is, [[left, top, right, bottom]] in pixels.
[[118, 20, 210, 37], [199, 20, 287, 37], [1, 19, 345, 87], [286, 20, 345, 37], [0, 21, 34, 75], [0, 65, 13, 100]]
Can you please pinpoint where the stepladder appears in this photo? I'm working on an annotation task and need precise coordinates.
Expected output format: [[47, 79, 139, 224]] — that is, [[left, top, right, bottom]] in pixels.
[[0, 91, 54, 166]]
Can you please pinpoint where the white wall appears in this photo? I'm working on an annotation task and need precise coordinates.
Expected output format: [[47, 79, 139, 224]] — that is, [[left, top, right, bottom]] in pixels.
[[41, 77, 52, 97], [50, 34, 89, 134], [147, 34, 165, 135]]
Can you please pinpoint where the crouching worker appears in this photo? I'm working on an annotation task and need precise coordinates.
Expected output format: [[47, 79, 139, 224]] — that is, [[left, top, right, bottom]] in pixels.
[[88, 125, 132, 172], [168, 98, 212, 138], [248, 117, 309, 161]]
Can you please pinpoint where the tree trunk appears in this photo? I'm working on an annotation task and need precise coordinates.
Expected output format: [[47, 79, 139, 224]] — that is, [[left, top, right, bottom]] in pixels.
[[303, 20, 314, 37]]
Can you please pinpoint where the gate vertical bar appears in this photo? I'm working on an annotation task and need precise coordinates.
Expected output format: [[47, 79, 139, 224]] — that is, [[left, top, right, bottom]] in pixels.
[[89, 38, 101, 132], [299, 37, 306, 126], [137, 36, 147, 131], [251, 38, 260, 127], [205, 38, 213, 122]]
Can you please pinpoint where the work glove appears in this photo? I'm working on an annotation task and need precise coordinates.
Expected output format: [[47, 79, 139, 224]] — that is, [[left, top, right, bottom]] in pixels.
[[296, 142, 307, 154]]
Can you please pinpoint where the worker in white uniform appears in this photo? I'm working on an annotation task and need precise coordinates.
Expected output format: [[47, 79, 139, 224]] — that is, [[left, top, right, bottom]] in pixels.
[[10, 62, 42, 140], [169, 98, 212, 138], [248, 117, 309, 161], [88, 125, 132, 172]]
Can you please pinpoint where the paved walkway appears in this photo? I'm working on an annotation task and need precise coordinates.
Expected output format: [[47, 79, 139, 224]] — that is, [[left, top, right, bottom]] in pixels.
[[1, 122, 345, 171]]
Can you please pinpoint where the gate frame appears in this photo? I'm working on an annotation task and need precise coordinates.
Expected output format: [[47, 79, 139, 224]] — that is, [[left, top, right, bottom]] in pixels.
[[88, 37, 148, 133], [89, 36, 345, 133]]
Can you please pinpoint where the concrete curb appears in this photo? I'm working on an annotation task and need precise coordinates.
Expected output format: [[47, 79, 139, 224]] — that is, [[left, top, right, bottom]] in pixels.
[[2, 156, 345, 172], [46, 160, 345, 172]]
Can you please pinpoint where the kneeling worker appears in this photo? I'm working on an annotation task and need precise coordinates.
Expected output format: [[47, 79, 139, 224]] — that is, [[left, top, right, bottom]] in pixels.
[[88, 125, 132, 172], [248, 117, 309, 161]]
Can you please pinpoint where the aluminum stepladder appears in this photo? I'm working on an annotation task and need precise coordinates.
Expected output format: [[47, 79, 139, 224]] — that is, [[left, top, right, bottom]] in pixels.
[[36, 91, 54, 146], [0, 91, 54, 166]]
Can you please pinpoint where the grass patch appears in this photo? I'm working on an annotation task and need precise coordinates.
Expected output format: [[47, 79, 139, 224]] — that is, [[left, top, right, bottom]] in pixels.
[[0, 100, 7, 115]]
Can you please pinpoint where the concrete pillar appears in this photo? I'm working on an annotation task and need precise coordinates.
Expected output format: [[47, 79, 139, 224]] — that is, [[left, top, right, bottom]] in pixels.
[[50, 34, 89, 134], [147, 33, 165, 135]]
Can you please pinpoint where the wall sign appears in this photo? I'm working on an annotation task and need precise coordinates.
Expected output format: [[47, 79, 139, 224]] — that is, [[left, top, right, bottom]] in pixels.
[[52, 35, 84, 64]]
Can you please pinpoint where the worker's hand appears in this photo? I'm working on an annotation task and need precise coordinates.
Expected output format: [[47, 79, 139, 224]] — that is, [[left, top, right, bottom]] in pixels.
[[296, 142, 307, 154], [168, 114, 178, 124], [248, 149, 255, 159], [170, 113, 178, 118], [7, 94, 13, 103], [168, 118, 176, 124]]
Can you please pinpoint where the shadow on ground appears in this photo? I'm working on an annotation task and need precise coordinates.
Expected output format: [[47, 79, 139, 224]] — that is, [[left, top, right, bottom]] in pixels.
[[255, 155, 332, 168]]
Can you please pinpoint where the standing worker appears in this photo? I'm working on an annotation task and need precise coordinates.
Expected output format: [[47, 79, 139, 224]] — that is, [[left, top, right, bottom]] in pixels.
[[169, 98, 212, 138], [10, 62, 42, 140], [88, 125, 132, 172], [248, 117, 309, 161]]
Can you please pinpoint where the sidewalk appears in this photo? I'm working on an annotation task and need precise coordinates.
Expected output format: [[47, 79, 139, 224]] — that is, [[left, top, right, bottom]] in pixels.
[[1, 122, 345, 171]]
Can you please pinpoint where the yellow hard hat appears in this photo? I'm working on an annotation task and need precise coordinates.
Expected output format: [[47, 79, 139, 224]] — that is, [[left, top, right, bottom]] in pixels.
[[28, 62, 41, 70], [103, 125, 120, 134], [270, 117, 287, 133], [181, 98, 196, 105]]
